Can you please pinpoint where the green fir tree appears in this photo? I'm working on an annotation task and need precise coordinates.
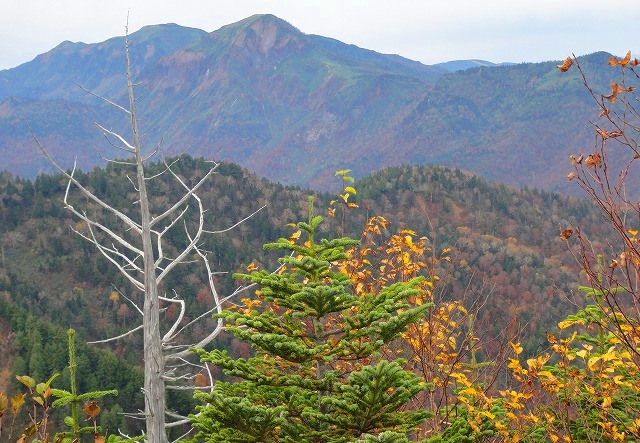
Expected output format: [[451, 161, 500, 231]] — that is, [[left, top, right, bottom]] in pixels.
[[191, 198, 431, 442]]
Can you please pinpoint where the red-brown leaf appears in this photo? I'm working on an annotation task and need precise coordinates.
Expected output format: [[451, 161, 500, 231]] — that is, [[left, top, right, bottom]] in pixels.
[[83, 401, 101, 418], [560, 229, 573, 240], [557, 57, 573, 72], [585, 153, 602, 168], [620, 50, 632, 66]]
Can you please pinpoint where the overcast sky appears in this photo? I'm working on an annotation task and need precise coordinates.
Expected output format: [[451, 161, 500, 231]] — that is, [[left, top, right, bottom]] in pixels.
[[1, 0, 638, 71]]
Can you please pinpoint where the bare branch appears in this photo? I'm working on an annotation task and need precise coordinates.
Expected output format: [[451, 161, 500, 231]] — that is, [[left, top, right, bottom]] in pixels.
[[204, 205, 266, 235], [157, 194, 205, 284], [35, 137, 143, 234], [73, 81, 132, 115], [160, 295, 185, 343], [92, 144, 136, 165], [153, 205, 190, 268], [111, 284, 144, 316], [88, 324, 143, 344], [146, 157, 180, 181], [150, 165, 218, 228], [96, 122, 136, 152]]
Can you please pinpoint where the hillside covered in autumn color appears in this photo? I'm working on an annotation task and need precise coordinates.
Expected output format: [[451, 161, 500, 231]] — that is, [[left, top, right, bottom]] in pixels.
[[0, 158, 606, 368]]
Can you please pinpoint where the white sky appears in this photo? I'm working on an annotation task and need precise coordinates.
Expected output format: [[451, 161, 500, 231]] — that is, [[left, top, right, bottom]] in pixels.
[[1, 0, 638, 71]]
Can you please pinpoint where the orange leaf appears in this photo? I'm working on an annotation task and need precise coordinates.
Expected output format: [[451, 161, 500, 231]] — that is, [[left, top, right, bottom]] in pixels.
[[620, 50, 631, 66], [609, 56, 619, 66], [194, 373, 209, 387], [585, 153, 602, 168], [603, 82, 622, 103], [557, 56, 573, 72], [83, 401, 101, 418], [560, 229, 573, 240]]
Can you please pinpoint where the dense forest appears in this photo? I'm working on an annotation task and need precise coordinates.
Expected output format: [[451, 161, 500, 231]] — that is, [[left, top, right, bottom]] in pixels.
[[0, 154, 609, 439]]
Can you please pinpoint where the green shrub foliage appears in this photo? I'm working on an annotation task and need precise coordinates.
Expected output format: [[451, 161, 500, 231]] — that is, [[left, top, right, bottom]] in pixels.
[[191, 199, 430, 442]]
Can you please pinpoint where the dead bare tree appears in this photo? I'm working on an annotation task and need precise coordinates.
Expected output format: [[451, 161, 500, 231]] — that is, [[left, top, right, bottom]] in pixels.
[[35, 25, 262, 443]]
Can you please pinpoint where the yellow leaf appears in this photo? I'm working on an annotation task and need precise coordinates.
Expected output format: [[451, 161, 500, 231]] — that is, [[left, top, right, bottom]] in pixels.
[[459, 387, 477, 396], [480, 411, 496, 420], [289, 230, 302, 244], [16, 375, 35, 390], [576, 349, 588, 358], [344, 186, 357, 195], [510, 342, 523, 355], [11, 393, 25, 414], [558, 319, 583, 329], [628, 229, 638, 237], [507, 358, 521, 370], [602, 396, 612, 408]]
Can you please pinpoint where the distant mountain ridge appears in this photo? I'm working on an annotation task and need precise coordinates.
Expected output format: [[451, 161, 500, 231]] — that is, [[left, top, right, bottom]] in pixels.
[[0, 14, 627, 194], [435, 59, 515, 72]]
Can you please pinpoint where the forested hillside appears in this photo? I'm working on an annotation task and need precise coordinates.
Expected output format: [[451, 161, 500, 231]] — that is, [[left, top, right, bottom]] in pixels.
[[0, 156, 605, 390]]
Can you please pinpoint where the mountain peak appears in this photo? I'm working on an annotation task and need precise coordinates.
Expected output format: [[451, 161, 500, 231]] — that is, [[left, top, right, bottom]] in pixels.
[[211, 14, 304, 56]]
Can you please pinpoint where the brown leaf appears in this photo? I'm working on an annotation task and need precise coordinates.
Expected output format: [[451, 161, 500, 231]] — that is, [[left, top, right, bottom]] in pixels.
[[632, 58, 640, 66], [596, 128, 611, 139], [566, 172, 576, 181], [83, 401, 101, 419], [194, 373, 209, 387], [620, 50, 632, 66], [560, 229, 573, 240], [585, 153, 602, 168], [603, 82, 623, 103], [557, 56, 573, 72], [609, 56, 619, 66]]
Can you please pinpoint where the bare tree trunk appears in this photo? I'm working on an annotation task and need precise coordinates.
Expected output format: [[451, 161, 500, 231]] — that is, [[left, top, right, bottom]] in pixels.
[[125, 34, 167, 443], [35, 21, 263, 443]]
